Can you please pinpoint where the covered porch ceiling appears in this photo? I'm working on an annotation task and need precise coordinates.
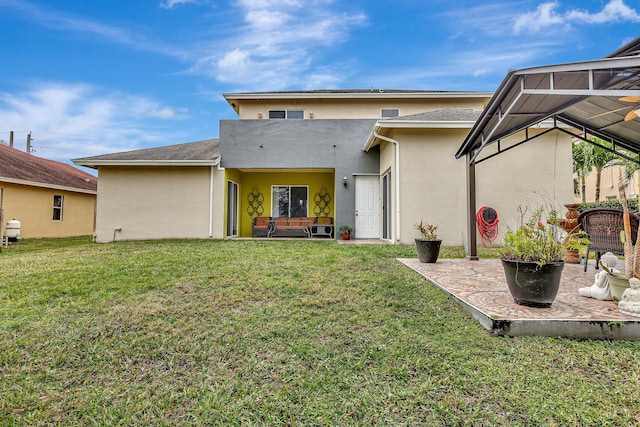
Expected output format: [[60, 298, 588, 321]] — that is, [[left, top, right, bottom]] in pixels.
[[456, 37, 640, 164], [455, 37, 640, 260]]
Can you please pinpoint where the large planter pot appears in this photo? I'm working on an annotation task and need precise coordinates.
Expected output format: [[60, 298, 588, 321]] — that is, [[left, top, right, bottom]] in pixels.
[[415, 239, 442, 263], [608, 275, 631, 302], [501, 259, 565, 307]]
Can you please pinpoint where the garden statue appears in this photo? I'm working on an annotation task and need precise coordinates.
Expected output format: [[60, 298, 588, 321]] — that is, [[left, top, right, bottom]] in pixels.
[[618, 278, 640, 318], [578, 252, 618, 300]]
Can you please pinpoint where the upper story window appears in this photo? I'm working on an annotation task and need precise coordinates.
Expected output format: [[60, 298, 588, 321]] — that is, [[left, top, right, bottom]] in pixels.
[[53, 195, 63, 221], [381, 108, 399, 118], [269, 109, 304, 119]]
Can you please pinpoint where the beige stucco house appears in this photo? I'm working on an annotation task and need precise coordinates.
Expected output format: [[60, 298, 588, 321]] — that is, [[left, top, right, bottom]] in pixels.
[[363, 108, 573, 245], [0, 143, 97, 239], [578, 165, 639, 203], [74, 89, 574, 247]]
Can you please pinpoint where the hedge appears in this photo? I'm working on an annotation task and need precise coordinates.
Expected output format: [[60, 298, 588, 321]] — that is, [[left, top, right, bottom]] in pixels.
[[576, 199, 639, 213]]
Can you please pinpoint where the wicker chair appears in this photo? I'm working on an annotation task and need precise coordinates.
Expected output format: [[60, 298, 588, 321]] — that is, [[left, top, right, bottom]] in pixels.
[[577, 208, 640, 272]]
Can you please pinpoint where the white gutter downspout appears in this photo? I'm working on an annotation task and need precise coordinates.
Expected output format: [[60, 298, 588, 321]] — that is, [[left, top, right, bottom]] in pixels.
[[373, 131, 401, 242], [209, 159, 223, 238], [209, 166, 215, 237]]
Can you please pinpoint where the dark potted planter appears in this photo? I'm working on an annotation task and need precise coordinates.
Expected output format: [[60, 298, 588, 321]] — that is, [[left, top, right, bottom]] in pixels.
[[501, 259, 564, 307], [414, 220, 441, 263], [501, 205, 588, 308], [415, 239, 442, 263]]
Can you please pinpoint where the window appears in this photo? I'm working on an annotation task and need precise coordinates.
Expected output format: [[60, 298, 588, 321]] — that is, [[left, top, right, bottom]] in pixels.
[[381, 108, 399, 118], [269, 109, 304, 119], [53, 195, 63, 221], [272, 186, 308, 217]]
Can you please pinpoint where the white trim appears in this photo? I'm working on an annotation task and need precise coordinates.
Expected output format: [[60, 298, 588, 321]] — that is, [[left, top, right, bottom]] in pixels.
[[372, 131, 401, 243], [376, 119, 478, 128], [225, 91, 493, 100], [72, 159, 220, 168], [227, 179, 240, 237], [209, 166, 215, 238]]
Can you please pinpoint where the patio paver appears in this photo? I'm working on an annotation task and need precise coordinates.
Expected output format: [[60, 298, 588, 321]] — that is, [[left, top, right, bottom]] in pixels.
[[400, 258, 640, 340]]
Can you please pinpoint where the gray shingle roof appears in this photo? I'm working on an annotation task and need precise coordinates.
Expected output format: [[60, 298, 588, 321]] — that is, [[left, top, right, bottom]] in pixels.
[[73, 139, 220, 163], [0, 143, 97, 191], [391, 109, 482, 122]]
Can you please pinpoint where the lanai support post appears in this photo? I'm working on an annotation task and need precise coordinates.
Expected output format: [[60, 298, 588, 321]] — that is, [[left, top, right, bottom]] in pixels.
[[467, 152, 479, 260]]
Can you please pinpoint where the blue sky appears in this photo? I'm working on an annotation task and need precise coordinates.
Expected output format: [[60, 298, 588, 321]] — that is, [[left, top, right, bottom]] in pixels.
[[0, 0, 639, 168]]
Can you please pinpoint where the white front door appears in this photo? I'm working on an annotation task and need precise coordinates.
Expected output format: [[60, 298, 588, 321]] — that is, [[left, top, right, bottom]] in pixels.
[[355, 175, 379, 239]]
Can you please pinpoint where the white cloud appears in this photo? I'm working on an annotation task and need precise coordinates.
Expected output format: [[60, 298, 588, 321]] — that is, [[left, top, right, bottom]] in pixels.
[[193, 0, 367, 89], [160, 0, 199, 9], [567, 0, 640, 23], [1, 0, 365, 91], [1, 0, 189, 59], [513, 2, 565, 33], [0, 82, 190, 162], [514, 0, 640, 33]]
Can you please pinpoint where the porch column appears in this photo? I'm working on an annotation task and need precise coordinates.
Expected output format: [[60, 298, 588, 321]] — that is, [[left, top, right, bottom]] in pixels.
[[467, 152, 479, 260]]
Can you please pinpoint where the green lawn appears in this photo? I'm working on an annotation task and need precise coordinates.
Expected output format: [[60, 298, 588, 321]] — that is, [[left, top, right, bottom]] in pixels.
[[1, 237, 638, 426]]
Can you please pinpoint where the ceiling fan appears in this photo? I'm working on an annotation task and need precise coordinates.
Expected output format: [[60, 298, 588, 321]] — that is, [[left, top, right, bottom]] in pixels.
[[620, 96, 640, 121]]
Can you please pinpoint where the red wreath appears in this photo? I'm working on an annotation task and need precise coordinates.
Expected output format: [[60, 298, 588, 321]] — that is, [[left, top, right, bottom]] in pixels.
[[476, 206, 499, 247]]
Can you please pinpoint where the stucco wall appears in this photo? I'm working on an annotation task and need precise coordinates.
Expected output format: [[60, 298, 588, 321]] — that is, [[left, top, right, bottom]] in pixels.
[[220, 119, 380, 232], [94, 166, 213, 242], [235, 97, 489, 120], [385, 128, 574, 246], [394, 129, 469, 245], [0, 182, 95, 238], [475, 132, 574, 243]]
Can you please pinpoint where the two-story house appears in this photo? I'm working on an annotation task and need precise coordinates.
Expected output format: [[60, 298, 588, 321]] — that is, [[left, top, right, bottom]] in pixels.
[[74, 89, 573, 245]]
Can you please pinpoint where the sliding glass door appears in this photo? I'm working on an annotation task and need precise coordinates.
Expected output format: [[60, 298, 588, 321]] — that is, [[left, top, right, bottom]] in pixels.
[[272, 186, 308, 217]]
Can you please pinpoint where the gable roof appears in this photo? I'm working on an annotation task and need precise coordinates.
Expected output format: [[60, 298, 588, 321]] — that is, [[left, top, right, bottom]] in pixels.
[[223, 90, 493, 114], [0, 144, 97, 193], [389, 108, 482, 122], [362, 108, 483, 151], [456, 37, 640, 163], [73, 139, 221, 168]]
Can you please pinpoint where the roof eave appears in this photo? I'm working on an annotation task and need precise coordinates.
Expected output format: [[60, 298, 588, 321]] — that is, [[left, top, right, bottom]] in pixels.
[[72, 159, 221, 168], [0, 176, 97, 194], [363, 119, 478, 152], [224, 91, 493, 102], [377, 119, 478, 128]]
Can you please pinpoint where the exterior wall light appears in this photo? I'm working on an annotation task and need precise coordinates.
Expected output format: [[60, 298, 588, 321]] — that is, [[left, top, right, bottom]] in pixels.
[[343, 176, 349, 187]]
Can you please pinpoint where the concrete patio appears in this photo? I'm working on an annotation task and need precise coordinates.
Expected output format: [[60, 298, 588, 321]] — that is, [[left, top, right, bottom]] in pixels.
[[400, 258, 640, 340]]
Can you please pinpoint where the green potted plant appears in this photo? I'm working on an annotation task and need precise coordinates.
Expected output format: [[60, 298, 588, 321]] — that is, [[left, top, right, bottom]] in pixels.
[[501, 205, 588, 307], [414, 220, 441, 263], [338, 225, 353, 240]]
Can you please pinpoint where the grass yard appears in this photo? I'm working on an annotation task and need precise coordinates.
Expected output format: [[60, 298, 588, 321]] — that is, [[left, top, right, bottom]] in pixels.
[[1, 237, 639, 426]]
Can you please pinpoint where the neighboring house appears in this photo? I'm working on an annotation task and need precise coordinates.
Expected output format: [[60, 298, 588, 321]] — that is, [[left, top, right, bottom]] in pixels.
[[74, 90, 574, 245], [0, 143, 97, 239], [577, 165, 639, 203]]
